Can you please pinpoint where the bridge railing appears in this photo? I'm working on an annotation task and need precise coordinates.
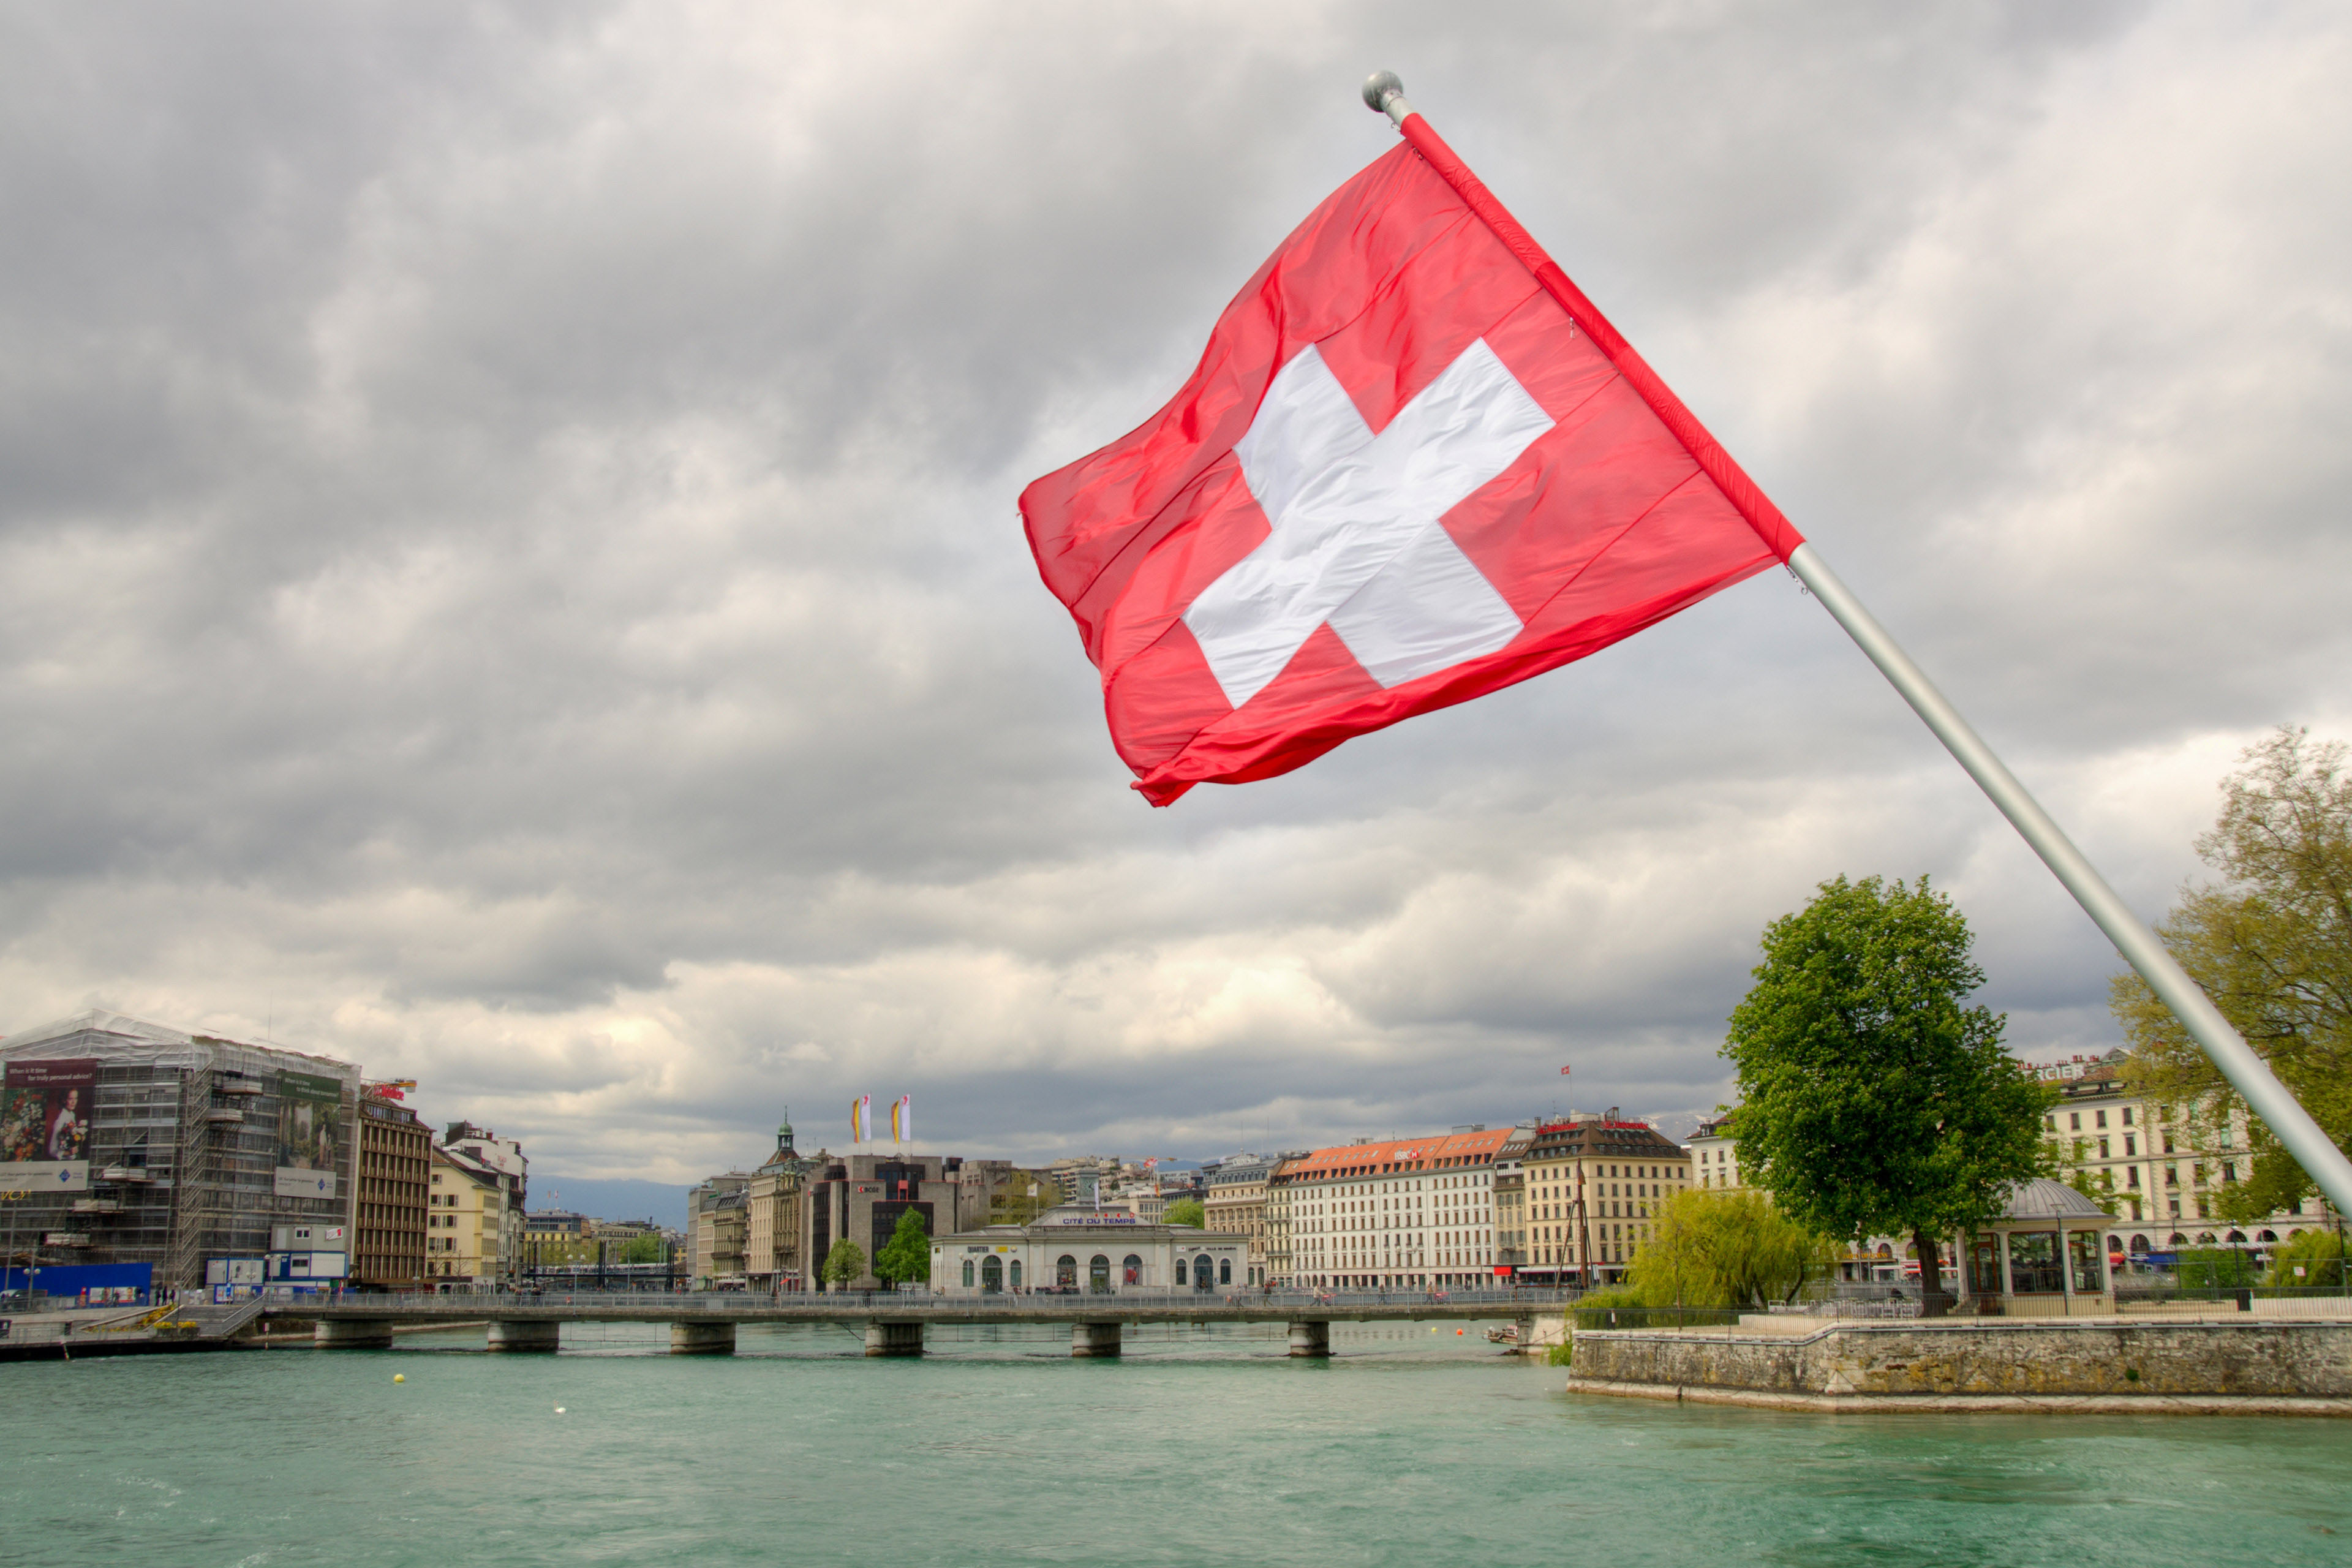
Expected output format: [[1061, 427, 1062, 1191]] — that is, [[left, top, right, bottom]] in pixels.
[[300, 1286, 1586, 1315]]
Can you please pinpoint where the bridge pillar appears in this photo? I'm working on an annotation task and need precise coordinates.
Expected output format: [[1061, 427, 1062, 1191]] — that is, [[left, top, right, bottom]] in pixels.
[[1071, 1321, 1122, 1359], [864, 1321, 924, 1357], [314, 1319, 395, 1349], [1287, 1320, 1331, 1359], [487, 1319, 561, 1353], [670, 1321, 736, 1355]]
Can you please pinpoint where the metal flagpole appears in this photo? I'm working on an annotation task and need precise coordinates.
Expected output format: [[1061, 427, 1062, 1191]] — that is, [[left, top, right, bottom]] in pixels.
[[1360, 70, 2352, 1216], [1781, 543, 2352, 1213]]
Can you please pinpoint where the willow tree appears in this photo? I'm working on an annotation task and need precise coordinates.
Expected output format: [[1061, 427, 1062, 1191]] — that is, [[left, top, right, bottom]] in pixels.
[[1722, 875, 2052, 1314], [2112, 729, 2352, 1221], [1627, 1189, 1839, 1309]]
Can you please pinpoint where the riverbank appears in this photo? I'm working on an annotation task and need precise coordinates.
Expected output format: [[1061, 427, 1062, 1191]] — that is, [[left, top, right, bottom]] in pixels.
[[1566, 1314, 2352, 1411]]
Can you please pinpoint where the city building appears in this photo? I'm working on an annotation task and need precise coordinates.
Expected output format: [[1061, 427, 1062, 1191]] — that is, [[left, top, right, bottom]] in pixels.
[[1689, 1114, 1745, 1189], [798, 1153, 979, 1291], [929, 1205, 1247, 1295], [0, 1010, 360, 1295], [687, 1173, 751, 1288], [426, 1142, 512, 1284], [2035, 1049, 2335, 1260], [1204, 1152, 1281, 1286], [1492, 1123, 1534, 1270], [1101, 1178, 1167, 1224], [1517, 1112, 1691, 1287], [745, 1115, 811, 1292], [1046, 1155, 1122, 1204], [441, 1120, 526, 1281], [1286, 1126, 1511, 1291], [524, 1209, 589, 1243], [355, 1088, 430, 1289], [1265, 1157, 1297, 1286]]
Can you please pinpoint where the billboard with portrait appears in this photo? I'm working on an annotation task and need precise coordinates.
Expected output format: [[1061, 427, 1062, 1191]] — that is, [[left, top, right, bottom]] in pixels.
[[274, 1071, 344, 1200], [0, 1059, 95, 1193]]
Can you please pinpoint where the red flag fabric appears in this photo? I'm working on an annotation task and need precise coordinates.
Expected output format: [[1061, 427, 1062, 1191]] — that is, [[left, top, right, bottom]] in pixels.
[[1021, 125, 1801, 805]]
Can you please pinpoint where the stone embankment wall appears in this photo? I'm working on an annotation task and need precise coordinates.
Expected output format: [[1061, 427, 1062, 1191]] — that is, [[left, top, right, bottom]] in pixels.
[[1570, 1319, 2352, 1401]]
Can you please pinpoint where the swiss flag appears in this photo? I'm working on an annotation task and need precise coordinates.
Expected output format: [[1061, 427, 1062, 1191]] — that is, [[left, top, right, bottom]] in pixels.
[[1022, 125, 1801, 805]]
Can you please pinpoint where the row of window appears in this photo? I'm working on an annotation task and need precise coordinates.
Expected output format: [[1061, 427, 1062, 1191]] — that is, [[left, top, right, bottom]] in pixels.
[[957, 1254, 1234, 1292], [2051, 1105, 2141, 1131]]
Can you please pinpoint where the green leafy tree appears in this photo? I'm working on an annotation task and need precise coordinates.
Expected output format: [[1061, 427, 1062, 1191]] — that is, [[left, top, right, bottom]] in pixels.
[[1626, 1189, 1840, 1310], [2171, 1246, 2261, 1291], [1723, 875, 2055, 1314], [873, 1209, 931, 1287], [821, 1238, 867, 1291], [2265, 1227, 2345, 1288], [2111, 729, 2352, 1221], [619, 1234, 666, 1265], [1163, 1197, 1205, 1229]]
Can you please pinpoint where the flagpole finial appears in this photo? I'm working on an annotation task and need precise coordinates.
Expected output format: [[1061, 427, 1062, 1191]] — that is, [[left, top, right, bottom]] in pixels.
[[1362, 71, 1409, 123]]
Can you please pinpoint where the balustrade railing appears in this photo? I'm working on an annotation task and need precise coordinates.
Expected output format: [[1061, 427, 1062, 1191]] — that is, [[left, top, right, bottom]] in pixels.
[[300, 1285, 1586, 1314]]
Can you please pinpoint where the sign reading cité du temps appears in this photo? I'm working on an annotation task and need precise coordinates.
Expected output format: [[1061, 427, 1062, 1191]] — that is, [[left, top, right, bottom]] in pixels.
[[274, 1071, 344, 1200], [0, 1058, 95, 1193]]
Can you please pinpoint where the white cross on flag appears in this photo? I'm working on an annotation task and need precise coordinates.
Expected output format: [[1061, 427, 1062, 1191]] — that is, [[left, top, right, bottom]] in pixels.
[[1022, 119, 1802, 804]]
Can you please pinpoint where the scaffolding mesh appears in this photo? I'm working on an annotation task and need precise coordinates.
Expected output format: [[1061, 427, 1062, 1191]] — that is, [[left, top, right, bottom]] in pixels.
[[2, 1011, 361, 1288]]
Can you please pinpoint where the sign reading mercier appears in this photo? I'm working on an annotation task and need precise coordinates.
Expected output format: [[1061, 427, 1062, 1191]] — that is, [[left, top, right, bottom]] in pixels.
[[0, 1058, 96, 1193], [274, 1072, 344, 1200]]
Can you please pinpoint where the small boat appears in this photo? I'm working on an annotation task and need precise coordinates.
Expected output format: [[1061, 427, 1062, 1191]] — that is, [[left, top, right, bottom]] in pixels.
[[1484, 1324, 1519, 1344]]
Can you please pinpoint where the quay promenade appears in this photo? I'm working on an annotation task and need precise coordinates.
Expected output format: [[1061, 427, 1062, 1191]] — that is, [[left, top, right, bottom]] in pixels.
[[290, 1287, 1573, 1357]]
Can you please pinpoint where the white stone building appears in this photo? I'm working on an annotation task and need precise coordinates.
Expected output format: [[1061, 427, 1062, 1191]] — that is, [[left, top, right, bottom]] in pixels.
[[1284, 1126, 1510, 1291], [929, 1207, 1246, 1295], [2034, 1049, 2335, 1261], [1689, 1115, 1744, 1190]]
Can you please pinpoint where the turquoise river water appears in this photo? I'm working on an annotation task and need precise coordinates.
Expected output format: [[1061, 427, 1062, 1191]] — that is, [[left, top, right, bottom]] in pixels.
[[3, 1320, 2347, 1567]]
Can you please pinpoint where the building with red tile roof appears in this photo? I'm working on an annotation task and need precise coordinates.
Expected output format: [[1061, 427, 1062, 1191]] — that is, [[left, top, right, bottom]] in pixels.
[[1270, 1125, 1517, 1291]]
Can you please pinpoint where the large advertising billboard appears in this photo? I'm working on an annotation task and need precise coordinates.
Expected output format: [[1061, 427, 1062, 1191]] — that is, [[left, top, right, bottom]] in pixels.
[[0, 1059, 94, 1193], [274, 1071, 344, 1200]]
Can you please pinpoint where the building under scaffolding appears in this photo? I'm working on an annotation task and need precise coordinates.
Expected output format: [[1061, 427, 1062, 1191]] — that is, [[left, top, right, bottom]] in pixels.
[[0, 1010, 359, 1292]]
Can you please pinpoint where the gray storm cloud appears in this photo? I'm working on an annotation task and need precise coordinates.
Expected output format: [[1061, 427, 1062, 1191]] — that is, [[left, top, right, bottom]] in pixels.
[[1, 2, 2346, 1183]]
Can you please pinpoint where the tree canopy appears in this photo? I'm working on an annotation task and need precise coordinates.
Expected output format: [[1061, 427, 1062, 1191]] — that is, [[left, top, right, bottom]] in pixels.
[[1625, 1189, 1839, 1310], [1163, 1197, 1205, 1229], [820, 1237, 866, 1289], [2264, 1226, 2345, 1289], [2111, 729, 2352, 1219], [1722, 874, 2052, 1305], [873, 1209, 931, 1286]]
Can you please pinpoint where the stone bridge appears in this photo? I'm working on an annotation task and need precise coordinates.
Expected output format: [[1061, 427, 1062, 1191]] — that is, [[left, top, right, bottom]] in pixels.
[[287, 1288, 1568, 1358]]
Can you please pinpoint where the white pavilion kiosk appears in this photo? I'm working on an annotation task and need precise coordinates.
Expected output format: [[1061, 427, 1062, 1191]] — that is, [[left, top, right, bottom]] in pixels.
[[1958, 1177, 2115, 1317]]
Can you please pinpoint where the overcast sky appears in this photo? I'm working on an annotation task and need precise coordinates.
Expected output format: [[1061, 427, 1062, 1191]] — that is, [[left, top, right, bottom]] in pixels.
[[2, 3, 2346, 1188]]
